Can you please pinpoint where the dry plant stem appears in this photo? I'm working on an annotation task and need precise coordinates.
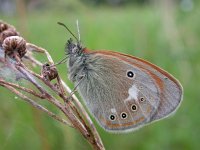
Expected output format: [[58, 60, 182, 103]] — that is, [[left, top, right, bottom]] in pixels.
[[0, 21, 105, 149], [15, 62, 91, 140], [1, 62, 90, 142], [61, 80, 104, 148], [26, 43, 46, 53], [0, 83, 72, 127], [38, 45, 95, 126], [16, 64, 50, 96], [17, 58, 86, 124], [56, 75, 66, 96], [26, 43, 54, 64], [2, 50, 105, 150], [26, 49, 90, 127], [21, 67, 89, 136], [25, 45, 91, 124], [3, 60, 104, 150], [0, 79, 45, 99], [17, 60, 65, 100], [24, 53, 104, 149], [24, 54, 43, 66], [39, 46, 104, 149]]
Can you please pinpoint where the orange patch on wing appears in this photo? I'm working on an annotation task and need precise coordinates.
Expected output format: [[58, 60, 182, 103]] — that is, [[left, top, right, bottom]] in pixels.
[[95, 50, 165, 91], [147, 71, 164, 90], [100, 116, 145, 128]]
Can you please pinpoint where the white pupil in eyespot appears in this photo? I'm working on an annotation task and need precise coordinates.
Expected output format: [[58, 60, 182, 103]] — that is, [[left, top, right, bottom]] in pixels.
[[121, 113, 127, 119], [110, 115, 115, 121], [127, 71, 134, 78], [131, 104, 137, 111]]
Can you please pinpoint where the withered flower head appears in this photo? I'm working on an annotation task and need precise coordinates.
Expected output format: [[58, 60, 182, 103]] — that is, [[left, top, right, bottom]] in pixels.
[[0, 21, 19, 45], [0, 22, 8, 32], [2, 36, 27, 60], [41, 63, 58, 81]]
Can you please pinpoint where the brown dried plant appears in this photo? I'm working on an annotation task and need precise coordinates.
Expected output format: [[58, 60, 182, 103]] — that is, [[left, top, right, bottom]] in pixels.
[[0, 20, 105, 150]]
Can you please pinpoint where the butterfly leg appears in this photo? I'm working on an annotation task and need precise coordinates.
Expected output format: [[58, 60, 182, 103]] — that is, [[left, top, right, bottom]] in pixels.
[[65, 75, 85, 103]]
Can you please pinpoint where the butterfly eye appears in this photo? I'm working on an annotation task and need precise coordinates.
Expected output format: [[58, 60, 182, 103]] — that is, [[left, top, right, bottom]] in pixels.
[[121, 112, 128, 119], [109, 114, 116, 121], [127, 71, 135, 78], [131, 104, 137, 111]]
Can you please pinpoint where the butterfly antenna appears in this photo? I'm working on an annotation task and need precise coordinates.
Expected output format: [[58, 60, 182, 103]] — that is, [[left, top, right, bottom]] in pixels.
[[57, 22, 79, 42], [51, 56, 69, 67], [76, 19, 81, 43]]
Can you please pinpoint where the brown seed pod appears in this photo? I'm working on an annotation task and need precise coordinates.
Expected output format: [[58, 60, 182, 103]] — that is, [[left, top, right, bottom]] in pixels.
[[2, 36, 27, 60], [0, 29, 19, 45], [0, 21, 17, 32], [41, 63, 58, 81], [0, 21, 19, 45], [0, 23, 8, 32]]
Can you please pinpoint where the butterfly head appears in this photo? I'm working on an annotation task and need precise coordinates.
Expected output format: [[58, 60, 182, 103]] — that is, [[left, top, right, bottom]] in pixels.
[[58, 21, 87, 82], [65, 38, 86, 83], [66, 38, 83, 56]]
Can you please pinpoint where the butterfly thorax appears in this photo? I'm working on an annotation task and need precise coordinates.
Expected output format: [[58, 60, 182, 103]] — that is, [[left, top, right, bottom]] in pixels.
[[66, 38, 88, 82]]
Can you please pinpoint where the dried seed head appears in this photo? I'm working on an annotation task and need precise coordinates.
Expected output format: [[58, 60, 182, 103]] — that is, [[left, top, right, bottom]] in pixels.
[[0, 21, 17, 32], [2, 36, 27, 60], [0, 21, 19, 45], [0, 23, 8, 32], [41, 63, 58, 81], [0, 29, 19, 45]]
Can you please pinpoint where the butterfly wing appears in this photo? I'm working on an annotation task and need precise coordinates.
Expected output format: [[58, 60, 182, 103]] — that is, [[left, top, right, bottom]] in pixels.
[[105, 51, 183, 121], [77, 50, 183, 133]]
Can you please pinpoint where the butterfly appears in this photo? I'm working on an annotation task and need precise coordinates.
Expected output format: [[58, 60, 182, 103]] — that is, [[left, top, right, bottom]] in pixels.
[[58, 22, 183, 133]]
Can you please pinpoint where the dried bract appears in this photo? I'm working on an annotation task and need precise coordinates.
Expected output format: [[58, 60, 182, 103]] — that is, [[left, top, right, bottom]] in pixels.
[[0, 21, 19, 44], [41, 63, 58, 81], [2, 36, 27, 60], [0, 23, 8, 32]]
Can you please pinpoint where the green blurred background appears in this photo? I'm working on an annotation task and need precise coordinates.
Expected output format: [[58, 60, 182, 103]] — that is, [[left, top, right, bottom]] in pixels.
[[0, 0, 199, 150]]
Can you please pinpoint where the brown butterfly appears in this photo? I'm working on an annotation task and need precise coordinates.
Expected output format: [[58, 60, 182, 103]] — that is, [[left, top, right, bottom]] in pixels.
[[59, 22, 183, 133]]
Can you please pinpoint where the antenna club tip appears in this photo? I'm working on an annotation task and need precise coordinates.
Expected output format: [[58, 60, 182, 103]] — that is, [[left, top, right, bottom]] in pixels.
[[57, 21, 80, 43], [57, 22, 63, 25]]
